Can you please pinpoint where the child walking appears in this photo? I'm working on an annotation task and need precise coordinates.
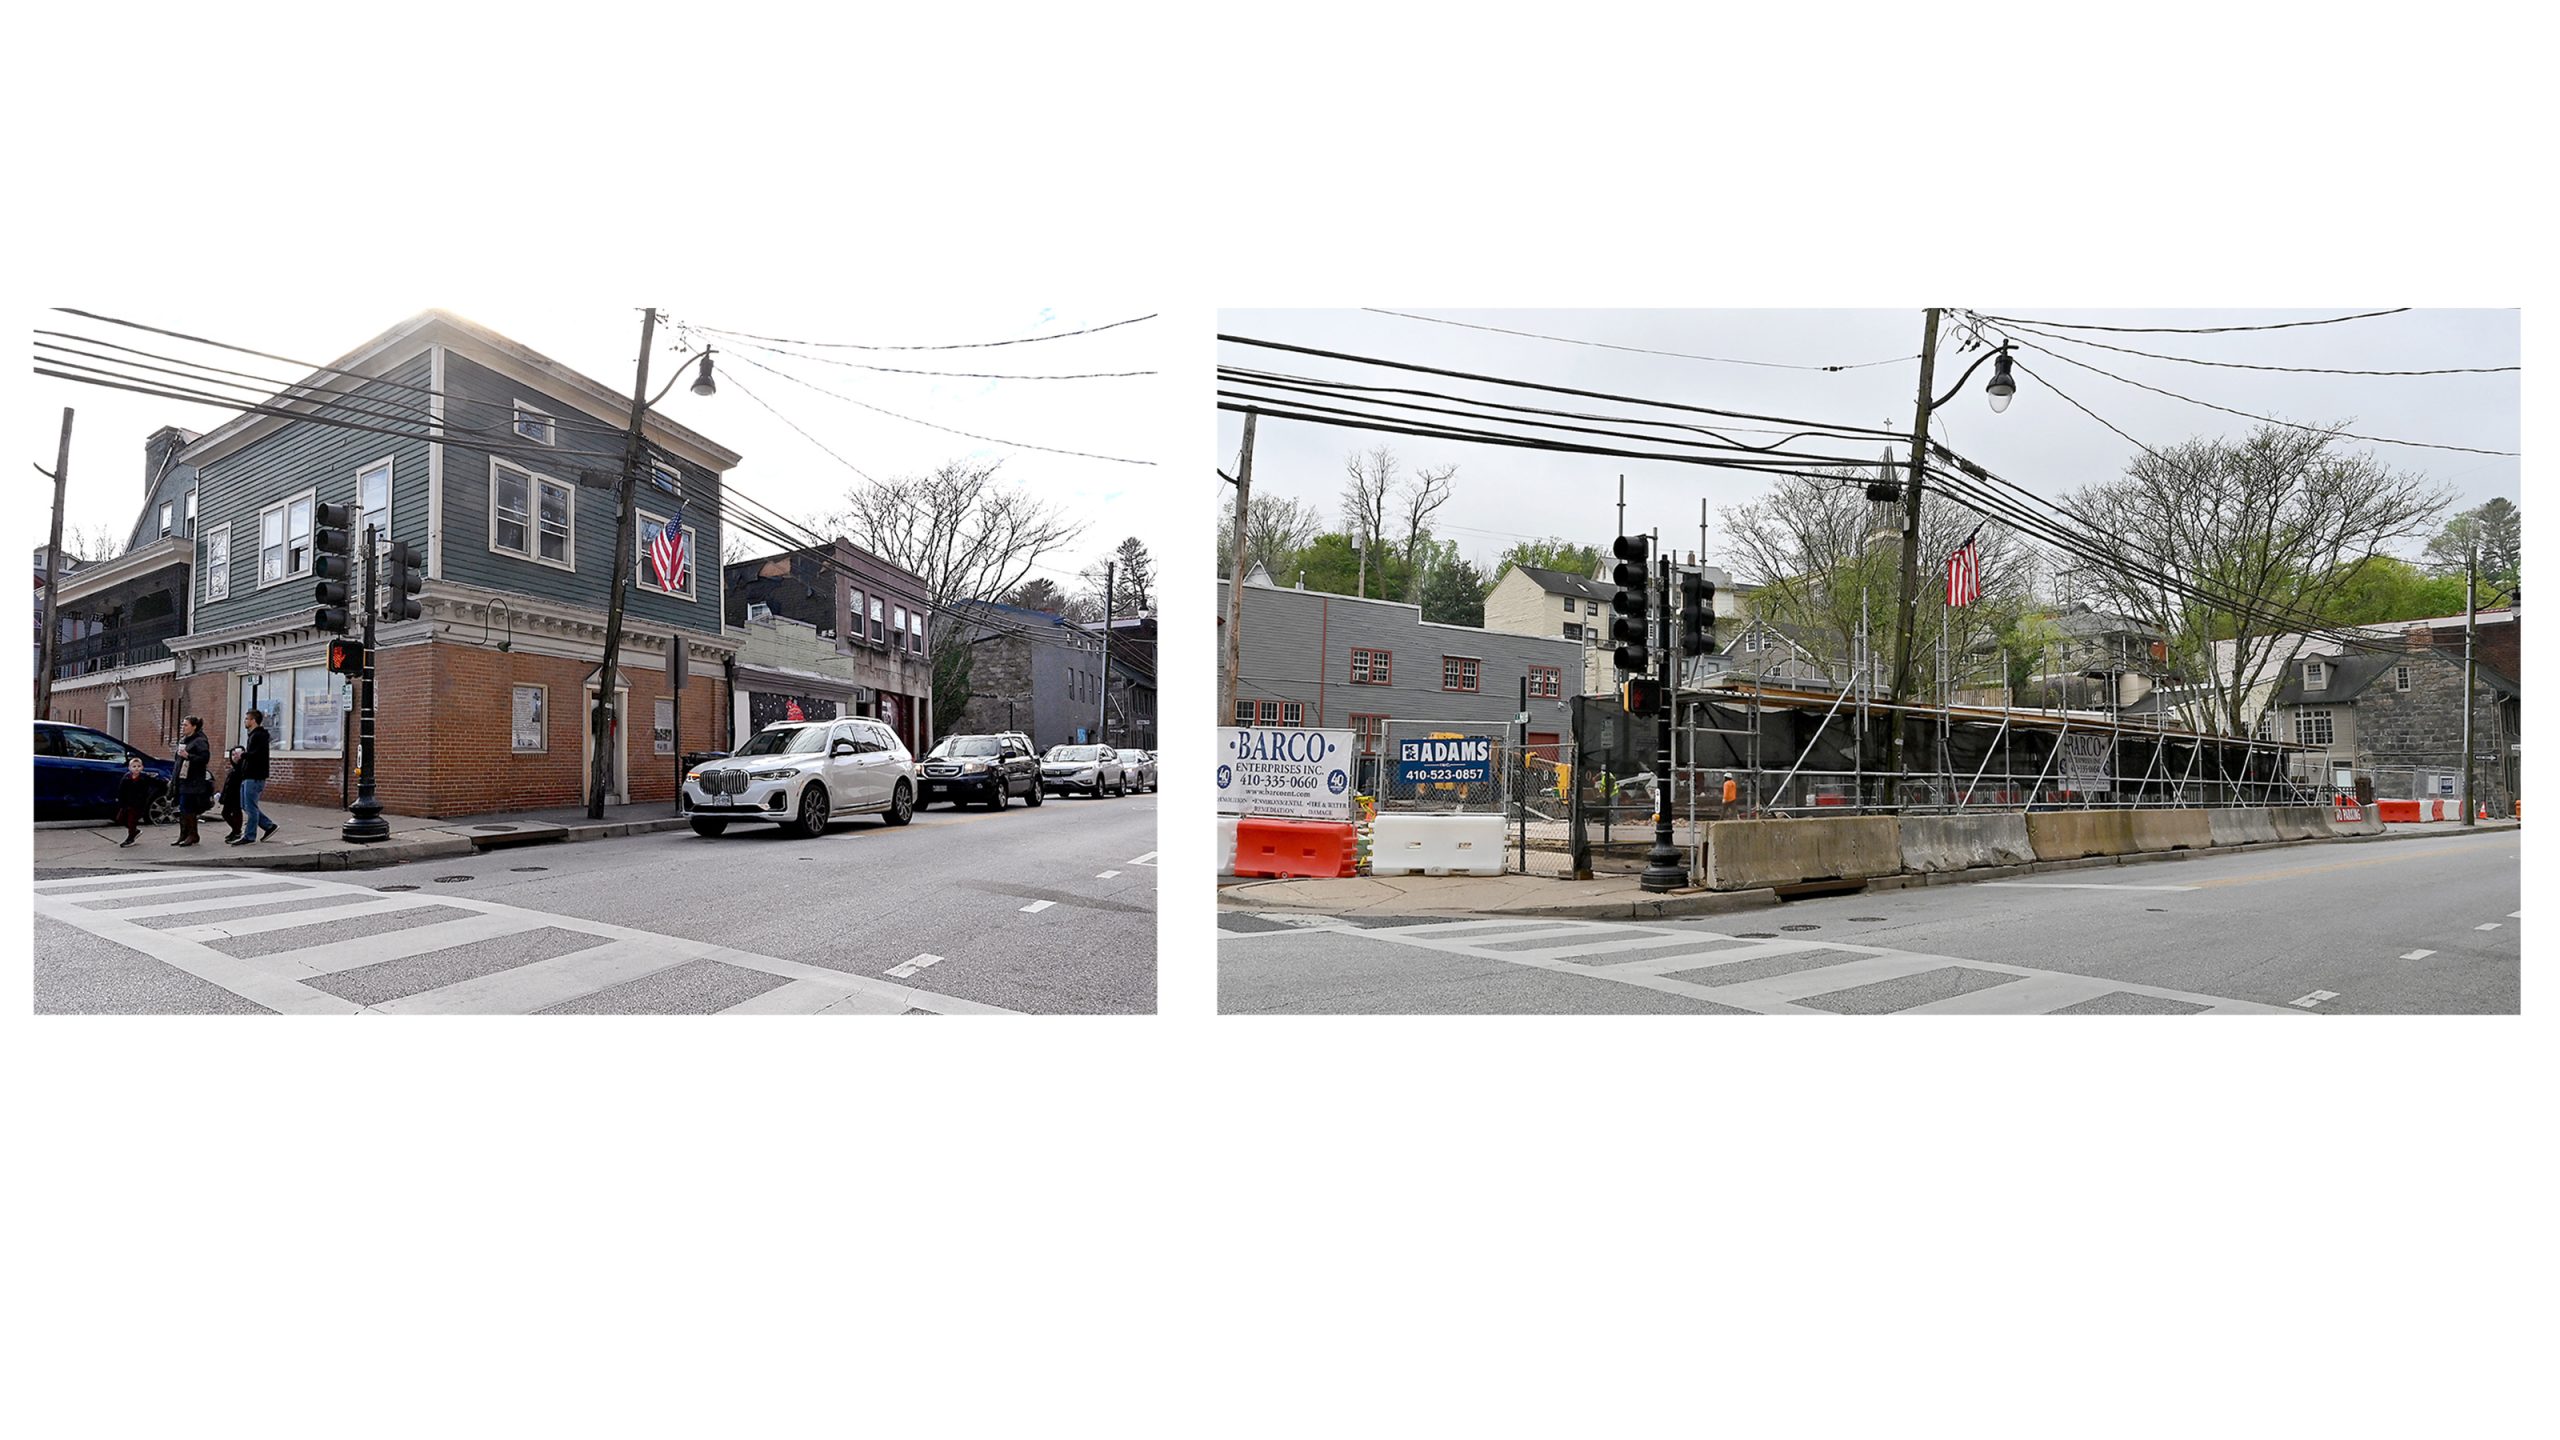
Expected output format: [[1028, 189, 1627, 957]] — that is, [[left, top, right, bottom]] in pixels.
[[112, 756, 155, 848]]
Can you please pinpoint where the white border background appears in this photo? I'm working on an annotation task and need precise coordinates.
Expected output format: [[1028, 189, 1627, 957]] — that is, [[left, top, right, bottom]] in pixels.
[[7, 4, 2547, 1438]]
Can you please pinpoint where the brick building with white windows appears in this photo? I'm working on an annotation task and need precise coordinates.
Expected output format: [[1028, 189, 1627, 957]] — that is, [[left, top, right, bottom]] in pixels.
[[43, 311, 742, 818]]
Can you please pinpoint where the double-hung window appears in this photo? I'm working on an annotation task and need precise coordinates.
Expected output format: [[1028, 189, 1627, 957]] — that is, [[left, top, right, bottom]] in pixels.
[[258, 490, 316, 586], [512, 401, 556, 446], [491, 461, 573, 568], [636, 509, 695, 599], [1350, 648, 1391, 685], [357, 458, 392, 551], [1441, 655, 1480, 693], [870, 598, 886, 645], [2295, 708, 2334, 747], [1528, 665, 1562, 700], [847, 588, 865, 641], [892, 605, 907, 649], [908, 610, 925, 655], [158, 503, 174, 537], [2304, 659, 2329, 691], [1232, 700, 1255, 726], [203, 524, 232, 602]]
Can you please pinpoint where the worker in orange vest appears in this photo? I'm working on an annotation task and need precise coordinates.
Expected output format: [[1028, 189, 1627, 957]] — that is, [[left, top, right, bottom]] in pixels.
[[1721, 771, 1739, 808]]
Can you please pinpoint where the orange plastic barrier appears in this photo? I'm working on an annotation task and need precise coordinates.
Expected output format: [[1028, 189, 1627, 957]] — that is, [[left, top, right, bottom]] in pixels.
[[1232, 817, 1361, 879], [2376, 799, 2421, 823]]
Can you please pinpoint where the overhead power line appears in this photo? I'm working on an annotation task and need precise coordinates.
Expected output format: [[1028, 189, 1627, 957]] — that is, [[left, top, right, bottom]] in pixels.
[[686, 313, 1156, 352], [701, 332, 1153, 381], [1360, 308, 1915, 372], [720, 346, 1155, 466], [1975, 308, 2411, 335], [1980, 315, 2517, 377]]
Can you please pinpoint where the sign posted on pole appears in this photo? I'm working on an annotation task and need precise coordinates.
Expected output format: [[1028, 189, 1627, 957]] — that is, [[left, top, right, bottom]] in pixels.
[[1395, 735, 1493, 785], [1217, 727, 1354, 819]]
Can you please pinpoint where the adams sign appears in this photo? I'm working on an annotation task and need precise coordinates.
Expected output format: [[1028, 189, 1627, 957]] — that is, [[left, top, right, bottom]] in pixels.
[[1217, 727, 1354, 820]]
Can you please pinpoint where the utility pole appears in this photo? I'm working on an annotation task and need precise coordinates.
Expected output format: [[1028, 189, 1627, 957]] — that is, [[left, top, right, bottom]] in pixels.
[[1222, 409, 1256, 726], [591, 308, 658, 820], [2461, 545, 2478, 827], [36, 407, 73, 719], [1098, 560, 1115, 744], [1885, 307, 1944, 810]]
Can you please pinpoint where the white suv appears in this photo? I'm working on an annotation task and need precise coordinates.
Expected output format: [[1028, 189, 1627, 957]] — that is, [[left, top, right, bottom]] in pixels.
[[683, 719, 916, 838], [1040, 744, 1127, 799]]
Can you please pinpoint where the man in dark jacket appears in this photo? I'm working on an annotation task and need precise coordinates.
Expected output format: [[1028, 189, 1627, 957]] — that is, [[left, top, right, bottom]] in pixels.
[[173, 715, 212, 847], [231, 708, 277, 845]]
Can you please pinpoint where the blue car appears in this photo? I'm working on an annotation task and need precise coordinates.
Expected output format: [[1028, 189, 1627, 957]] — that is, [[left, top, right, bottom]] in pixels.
[[34, 720, 179, 824]]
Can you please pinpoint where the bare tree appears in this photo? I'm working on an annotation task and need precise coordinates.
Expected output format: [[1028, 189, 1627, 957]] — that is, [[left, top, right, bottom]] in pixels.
[[1219, 489, 1322, 581], [1339, 446, 1396, 599], [1720, 468, 2034, 692], [1395, 462, 1458, 601], [2061, 424, 2449, 735], [63, 524, 126, 564]]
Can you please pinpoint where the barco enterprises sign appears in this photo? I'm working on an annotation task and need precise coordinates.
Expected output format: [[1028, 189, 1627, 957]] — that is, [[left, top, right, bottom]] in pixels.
[[1216, 727, 1354, 820]]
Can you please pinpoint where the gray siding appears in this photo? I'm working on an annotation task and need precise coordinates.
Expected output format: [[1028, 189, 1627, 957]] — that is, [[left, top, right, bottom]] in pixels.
[[193, 351, 436, 634], [436, 352, 725, 638], [1219, 580, 1583, 734]]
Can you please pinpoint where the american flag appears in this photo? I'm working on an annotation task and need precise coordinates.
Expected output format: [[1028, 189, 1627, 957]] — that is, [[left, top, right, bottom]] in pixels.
[[1945, 525, 1983, 607], [649, 504, 688, 593]]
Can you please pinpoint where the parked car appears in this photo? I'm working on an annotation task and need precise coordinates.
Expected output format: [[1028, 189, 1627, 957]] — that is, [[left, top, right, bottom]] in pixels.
[[1119, 749, 1159, 793], [1040, 744, 1126, 799], [918, 733, 1043, 810], [35, 720, 179, 824], [681, 718, 915, 837]]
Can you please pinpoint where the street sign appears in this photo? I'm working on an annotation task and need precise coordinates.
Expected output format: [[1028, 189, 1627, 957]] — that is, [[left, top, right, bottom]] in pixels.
[[1217, 726, 1354, 820], [243, 640, 267, 677], [1395, 735, 1493, 785]]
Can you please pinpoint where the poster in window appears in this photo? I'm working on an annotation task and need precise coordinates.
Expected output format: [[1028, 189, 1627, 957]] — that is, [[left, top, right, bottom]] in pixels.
[[512, 686, 546, 752], [750, 692, 835, 730], [295, 668, 344, 752], [654, 698, 675, 755]]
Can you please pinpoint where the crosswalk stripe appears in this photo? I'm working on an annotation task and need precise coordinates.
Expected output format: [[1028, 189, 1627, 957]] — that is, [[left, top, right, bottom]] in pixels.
[[718, 976, 911, 1015], [1684, 953, 1953, 1009], [35, 871, 281, 894], [1432, 925, 1629, 950], [71, 884, 343, 922], [245, 910, 562, 979], [1492, 931, 1753, 963], [368, 939, 690, 1015], [41, 876, 316, 908], [156, 896, 445, 941], [1897, 971, 2122, 1015], [1587, 940, 1821, 978]]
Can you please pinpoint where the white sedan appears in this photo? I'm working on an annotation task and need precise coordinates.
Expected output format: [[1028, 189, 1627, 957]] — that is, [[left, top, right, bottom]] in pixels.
[[683, 719, 916, 837]]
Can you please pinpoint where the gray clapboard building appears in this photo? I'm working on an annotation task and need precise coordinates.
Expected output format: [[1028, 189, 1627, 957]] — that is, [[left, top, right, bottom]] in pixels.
[[1218, 575, 1583, 784]]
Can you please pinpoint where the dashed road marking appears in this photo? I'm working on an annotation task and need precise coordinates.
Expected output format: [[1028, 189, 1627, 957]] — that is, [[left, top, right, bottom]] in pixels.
[[2290, 990, 2341, 1008], [1020, 899, 1055, 914], [2476, 922, 2501, 931], [1096, 870, 1120, 879], [1128, 851, 1158, 867], [885, 953, 945, 979], [2402, 950, 2436, 960], [2511, 911, 2522, 919], [1980, 882, 2198, 892]]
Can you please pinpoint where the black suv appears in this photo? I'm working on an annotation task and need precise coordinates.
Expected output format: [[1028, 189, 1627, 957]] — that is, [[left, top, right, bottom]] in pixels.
[[918, 733, 1044, 810]]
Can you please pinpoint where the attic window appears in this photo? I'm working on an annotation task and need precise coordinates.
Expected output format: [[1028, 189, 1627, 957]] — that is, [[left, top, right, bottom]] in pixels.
[[2394, 665, 2411, 692], [2304, 660, 2328, 691], [747, 601, 773, 623], [512, 401, 556, 446]]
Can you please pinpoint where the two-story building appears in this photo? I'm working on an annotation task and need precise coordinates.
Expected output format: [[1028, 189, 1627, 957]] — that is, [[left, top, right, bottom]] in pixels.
[[1217, 574, 1583, 784], [944, 600, 1114, 749], [724, 539, 935, 753], [139, 309, 741, 818], [2265, 624, 2520, 808]]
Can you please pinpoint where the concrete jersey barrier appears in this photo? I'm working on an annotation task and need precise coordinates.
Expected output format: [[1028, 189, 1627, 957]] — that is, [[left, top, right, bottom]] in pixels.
[[2328, 805, 2384, 837], [1897, 814, 2035, 873], [2127, 809, 2212, 853], [2205, 809, 2281, 846], [2024, 810, 2138, 861], [2270, 807, 2334, 841], [1702, 815, 1901, 892]]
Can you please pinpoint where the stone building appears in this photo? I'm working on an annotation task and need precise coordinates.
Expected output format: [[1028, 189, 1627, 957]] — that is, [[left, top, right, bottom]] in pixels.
[[943, 600, 1111, 749], [2265, 624, 2520, 809]]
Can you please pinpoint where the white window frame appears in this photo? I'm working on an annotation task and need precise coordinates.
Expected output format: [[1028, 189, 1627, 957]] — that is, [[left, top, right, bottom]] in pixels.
[[255, 487, 319, 589], [184, 488, 197, 530], [511, 683, 548, 754], [846, 588, 864, 641], [870, 597, 886, 646], [2295, 707, 2334, 748], [908, 609, 925, 655], [158, 502, 174, 537], [203, 523, 233, 603], [2395, 665, 2412, 692], [1232, 700, 1254, 726], [512, 399, 557, 447], [893, 604, 908, 647], [634, 507, 697, 601], [356, 455, 394, 553], [2305, 659, 2329, 691], [489, 459, 576, 571], [266, 661, 349, 758]]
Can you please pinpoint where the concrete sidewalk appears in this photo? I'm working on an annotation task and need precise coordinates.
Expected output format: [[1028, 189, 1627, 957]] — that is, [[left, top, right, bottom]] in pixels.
[[32, 798, 692, 872], [1221, 817, 2521, 920]]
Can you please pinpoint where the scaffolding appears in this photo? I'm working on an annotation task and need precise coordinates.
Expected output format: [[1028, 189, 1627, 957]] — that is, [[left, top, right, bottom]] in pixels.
[[1665, 677, 2322, 817]]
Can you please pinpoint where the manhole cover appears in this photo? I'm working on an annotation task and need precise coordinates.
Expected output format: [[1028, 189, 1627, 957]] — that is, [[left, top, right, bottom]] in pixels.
[[1780, 923, 1820, 932], [1735, 932, 1778, 939], [433, 875, 473, 884], [471, 825, 520, 834], [1849, 916, 1887, 922], [378, 884, 418, 892], [510, 866, 548, 873]]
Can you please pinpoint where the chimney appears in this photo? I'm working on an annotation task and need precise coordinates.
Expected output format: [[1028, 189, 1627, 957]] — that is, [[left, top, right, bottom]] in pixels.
[[142, 426, 194, 496], [2405, 626, 2433, 650]]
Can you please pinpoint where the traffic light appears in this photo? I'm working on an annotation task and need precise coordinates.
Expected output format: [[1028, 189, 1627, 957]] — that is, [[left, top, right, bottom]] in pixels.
[[1620, 676, 1662, 716], [327, 637, 366, 676], [381, 540, 423, 623], [1679, 570, 1714, 657], [312, 502, 355, 633], [1609, 533, 1651, 673]]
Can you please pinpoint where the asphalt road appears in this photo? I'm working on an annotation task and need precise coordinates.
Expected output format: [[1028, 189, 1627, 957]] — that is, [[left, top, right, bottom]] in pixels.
[[33, 789, 1158, 1015], [1220, 829, 2522, 1015]]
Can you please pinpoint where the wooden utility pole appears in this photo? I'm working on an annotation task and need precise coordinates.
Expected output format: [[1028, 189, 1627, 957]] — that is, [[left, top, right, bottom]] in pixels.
[[1098, 560, 1114, 743], [36, 407, 74, 719], [2461, 545, 2478, 827], [1884, 308, 1944, 809], [1221, 409, 1257, 725], [591, 308, 658, 819]]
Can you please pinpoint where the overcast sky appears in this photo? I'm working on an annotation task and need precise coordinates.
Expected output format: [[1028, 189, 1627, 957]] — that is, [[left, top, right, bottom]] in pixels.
[[30, 295, 1168, 590], [1216, 308, 2520, 580]]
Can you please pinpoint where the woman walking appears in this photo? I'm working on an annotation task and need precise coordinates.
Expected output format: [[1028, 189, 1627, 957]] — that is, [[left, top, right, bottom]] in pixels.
[[172, 715, 212, 847]]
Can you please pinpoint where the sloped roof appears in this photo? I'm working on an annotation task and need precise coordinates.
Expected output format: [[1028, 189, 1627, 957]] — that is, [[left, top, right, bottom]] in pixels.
[[1515, 565, 1612, 602]]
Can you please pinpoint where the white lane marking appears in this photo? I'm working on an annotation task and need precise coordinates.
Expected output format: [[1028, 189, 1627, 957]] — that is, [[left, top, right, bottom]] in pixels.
[[1020, 900, 1055, 913], [2290, 990, 2341, 1008], [2476, 922, 2501, 931], [1128, 852, 1158, 866], [1979, 882, 2200, 892], [1096, 870, 1120, 879], [157, 895, 443, 941], [1220, 923, 1363, 942], [885, 953, 944, 979], [2402, 950, 2436, 960], [2511, 911, 2522, 919]]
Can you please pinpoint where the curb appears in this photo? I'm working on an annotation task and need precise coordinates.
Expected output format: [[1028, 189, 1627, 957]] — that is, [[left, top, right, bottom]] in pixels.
[[131, 815, 694, 871]]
